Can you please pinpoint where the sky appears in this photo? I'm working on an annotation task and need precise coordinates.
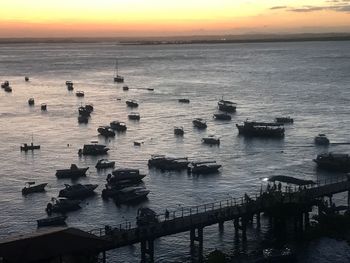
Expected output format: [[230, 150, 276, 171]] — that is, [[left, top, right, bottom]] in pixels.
[[1, 0, 350, 37]]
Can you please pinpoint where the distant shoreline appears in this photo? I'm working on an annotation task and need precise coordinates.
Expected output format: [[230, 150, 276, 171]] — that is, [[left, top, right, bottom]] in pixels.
[[0, 33, 350, 45]]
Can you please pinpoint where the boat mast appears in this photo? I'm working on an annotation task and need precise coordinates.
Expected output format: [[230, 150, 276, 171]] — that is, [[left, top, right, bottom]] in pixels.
[[115, 59, 118, 77]]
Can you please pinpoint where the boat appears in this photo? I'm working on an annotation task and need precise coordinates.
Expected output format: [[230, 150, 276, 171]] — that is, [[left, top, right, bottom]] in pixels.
[[4, 86, 12, 92], [85, 104, 94, 112], [275, 116, 294, 124], [218, 99, 237, 113], [137, 208, 158, 226], [20, 143, 40, 151], [174, 126, 184, 136], [55, 164, 89, 179], [213, 113, 231, 120], [313, 152, 350, 172], [95, 159, 115, 169], [78, 144, 109, 156], [78, 115, 89, 124], [188, 161, 222, 174], [1, 81, 9, 88], [41, 103, 47, 111], [25, 76, 29, 82], [76, 91, 84, 97], [113, 59, 124, 83], [236, 120, 285, 138], [66, 81, 74, 91], [193, 118, 207, 129], [128, 112, 140, 120], [314, 134, 330, 145], [97, 126, 116, 137], [28, 98, 35, 106], [22, 182, 47, 195], [147, 155, 190, 170], [37, 215, 67, 227], [114, 186, 150, 204], [110, 121, 127, 131], [126, 99, 138, 108], [107, 169, 146, 185], [59, 184, 98, 199], [178, 98, 190, 103], [202, 136, 220, 145], [78, 106, 92, 117], [46, 198, 81, 214], [134, 141, 143, 146], [123, 85, 129, 91]]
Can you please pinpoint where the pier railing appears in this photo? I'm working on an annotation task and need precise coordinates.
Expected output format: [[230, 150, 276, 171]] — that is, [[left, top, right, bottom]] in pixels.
[[88, 174, 349, 237]]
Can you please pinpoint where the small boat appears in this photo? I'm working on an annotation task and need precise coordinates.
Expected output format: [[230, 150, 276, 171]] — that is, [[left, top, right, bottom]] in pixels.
[[97, 126, 115, 137], [313, 152, 350, 172], [55, 164, 89, 179], [41, 103, 47, 111], [262, 247, 295, 262], [78, 115, 89, 124], [85, 104, 94, 112], [236, 120, 285, 138], [218, 99, 237, 113], [137, 207, 158, 226], [59, 184, 98, 199], [202, 136, 220, 145], [193, 118, 207, 129], [46, 198, 81, 214], [213, 113, 231, 120], [314, 134, 330, 145], [128, 112, 140, 120], [37, 215, 67, 227], [134, 141, 143, 146], [96, 159, 115, 169], [275, 116, 294, 124], [4, 86, 12, 92], [114, 59, 124, 83], [178, 98, 190, 103], [148, 155, 190, 170], [67, 85, 74, 91], [108, 169, 146, 185], [1, 81, 9, 88], [22, 182, 48, 195], [78, 144, 109, 156], [28, 98, 35, 106], [174, 126, 184, 136], [76, 91, 84, 97], [188, 161, 222, 174], [20, 143, 40, 151], [110, 121, 127, 131], [78, 106, 92, 117], [147, 88, 154, 91], [126, 99, 138, 108], [123, 85, 129, 91], [25, 76, 29, 81]]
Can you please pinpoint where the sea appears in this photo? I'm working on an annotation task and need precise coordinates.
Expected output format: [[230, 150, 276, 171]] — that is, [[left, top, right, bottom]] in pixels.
[[0, 41, 350, 262]]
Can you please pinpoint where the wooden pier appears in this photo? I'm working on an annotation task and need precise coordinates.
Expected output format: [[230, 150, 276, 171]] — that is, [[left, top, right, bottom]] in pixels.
[[87, 175, 350, 262]]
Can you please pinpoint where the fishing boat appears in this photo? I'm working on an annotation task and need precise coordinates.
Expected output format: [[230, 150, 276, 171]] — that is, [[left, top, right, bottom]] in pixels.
[[55, 164, 89, 179], [107, 169, 146, 185], [97, 126, 115, 137], [37, 215, 67, 227], [128, 112, 140, 120], [188, 161, 222, 174], [59, 184, 98, 199], [218, 99, 237, 113], [202, 136, 220, 145], [75, 91, 84, 97], [193, 118, 207, 129], [95, 159, 115, 169], [314, 134, 330, 145], [174, 126, 184, 136], [113, 59, 124, 83], [110, 121, 127, 131], [78, 143, 109, 156], [178, 98, 190, 103], [28, 98, 35, 106], [236, 120, 285, 138], [126, 99, 138, 108], [213, 113, 231, 120], [22, 182, 48, 195], [41, 103, 47, 111], [46, 198, 81, 214], [275, 116, 294, 124], [313, 153, 350, 172]]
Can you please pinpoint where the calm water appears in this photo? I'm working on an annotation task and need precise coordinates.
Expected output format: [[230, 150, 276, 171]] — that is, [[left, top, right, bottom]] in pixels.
[[0, 41, 350, 262]]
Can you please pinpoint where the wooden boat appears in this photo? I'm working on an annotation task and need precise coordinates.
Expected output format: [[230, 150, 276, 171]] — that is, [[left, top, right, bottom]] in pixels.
[[202, 136, 220, 145], [28, 98, 35, 106], [75, 91, 84, 97], [126, 99, 138, 108], [95, 159, 115, 169], [59, 184, 98, 199], [218, 99, 237, 113], [275, 116, 294, 124], [41, 103, 47, 111], [188, 161, 222, 174], [193, 118, 207, 129], [236, 121, 285, 138], [313, 153, 350, 172], [213, 113, 231, 120], [174, 126, 184, 136], [110, 121, 127, 131], [46, 198, 81, 214], [22, 182, 48, 195], [20, 142, 40, 151], [178, 98, 190, 103], [97, 126, 115, 137], [314, 134, 330, 145], [128, 112, 140, 120], [78, 144, 109, 156], [37, 215, 67, 227], [113, 59, 124, 83], [55, 164, 89, 178]]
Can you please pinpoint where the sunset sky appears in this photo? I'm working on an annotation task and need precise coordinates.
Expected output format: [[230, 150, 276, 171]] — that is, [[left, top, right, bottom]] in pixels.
[[1, 0, 350, 37]]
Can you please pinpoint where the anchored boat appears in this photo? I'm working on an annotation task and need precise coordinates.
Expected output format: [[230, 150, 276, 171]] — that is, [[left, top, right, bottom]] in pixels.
[[22, 182, 47, 195], [55, 164, 89, 179]]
